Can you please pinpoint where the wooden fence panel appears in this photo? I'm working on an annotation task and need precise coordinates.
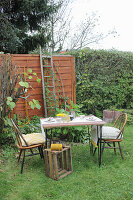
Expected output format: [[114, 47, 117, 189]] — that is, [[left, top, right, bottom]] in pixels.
[[0, 54, 76, 118]]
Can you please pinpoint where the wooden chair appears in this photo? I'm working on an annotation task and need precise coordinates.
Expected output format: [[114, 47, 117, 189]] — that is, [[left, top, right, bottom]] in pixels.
[[11, 119, 46, 173], [100, 113, 127, 159]]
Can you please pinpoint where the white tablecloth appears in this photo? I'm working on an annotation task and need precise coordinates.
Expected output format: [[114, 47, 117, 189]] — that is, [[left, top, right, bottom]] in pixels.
[[40, 115, 103, 147]]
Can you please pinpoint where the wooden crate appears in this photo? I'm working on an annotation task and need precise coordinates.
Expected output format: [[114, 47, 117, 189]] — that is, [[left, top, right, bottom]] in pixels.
[[44, 146, 72, 180]]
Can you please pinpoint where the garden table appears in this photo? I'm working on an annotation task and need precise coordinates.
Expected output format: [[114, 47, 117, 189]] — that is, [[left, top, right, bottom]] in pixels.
[[40, 115, 106, 167]]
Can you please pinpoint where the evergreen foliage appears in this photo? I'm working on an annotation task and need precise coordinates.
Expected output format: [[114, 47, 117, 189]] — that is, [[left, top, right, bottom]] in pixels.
[[70, 49, 133, 117], [0, 0, 59, 53]]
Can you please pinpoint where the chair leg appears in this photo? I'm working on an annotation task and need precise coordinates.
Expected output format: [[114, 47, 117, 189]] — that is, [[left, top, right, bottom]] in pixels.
[[38, 146, 44, 159], [18, 149, 22, 162], [41, 146, 44, 159], [38, 146, 41, 158], [118, 142, 124, 160], [21, 150, 25, 174], [90, 143, 93, 154], [30, 149, 34, 154], [93, 147, 97, 156], [101, 141, 105, 155], [113, 142, 116, 154]]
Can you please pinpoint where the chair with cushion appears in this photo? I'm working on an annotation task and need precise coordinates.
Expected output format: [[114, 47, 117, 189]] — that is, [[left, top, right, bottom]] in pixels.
[[100, 113, 127, 159], [11, 119, 46, 173]]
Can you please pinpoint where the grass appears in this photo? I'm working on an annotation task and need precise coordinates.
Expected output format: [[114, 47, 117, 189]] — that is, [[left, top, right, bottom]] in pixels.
[[0, 125, 133, 200]]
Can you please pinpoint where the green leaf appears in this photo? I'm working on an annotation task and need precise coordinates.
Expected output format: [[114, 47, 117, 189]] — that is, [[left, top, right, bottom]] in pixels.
[[27, 68, 32, 73], [29, 101, 35, 109], [7, 97, 12, 101], [23, 72, 28, 76], [6, 101, 10, 105], [36, 104, 41, 109], [33, 73, 37, 76], [29, 101, 33, 106], [19, 81, 29, 88], [7, 101, 16, 110], [7, 118, 13, 126], [28, 76, 33, 79], [33, 99, 37, 103], [4, 117, 13, 126], [36, 78, 41, 83], [31, 104, 35, 109], [10, 102, 16, 110], [29, 99, 41, 110], [19, 81, 25, 87], [25, 82, 29, 88]]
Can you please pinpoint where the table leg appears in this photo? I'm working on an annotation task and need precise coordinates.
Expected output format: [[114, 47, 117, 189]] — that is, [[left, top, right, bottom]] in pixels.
[[97, 126, 99, 158], [50, 128, 52, 146], [99, 126, 102, 167], [88, 125, 90, 145], [45, 129, 48, 148], [45, 128, 53, 148]]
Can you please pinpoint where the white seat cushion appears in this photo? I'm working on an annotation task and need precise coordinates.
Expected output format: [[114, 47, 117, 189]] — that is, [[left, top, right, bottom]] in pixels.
[[21, 133, 46, 146], [101, 126, 122, 140]]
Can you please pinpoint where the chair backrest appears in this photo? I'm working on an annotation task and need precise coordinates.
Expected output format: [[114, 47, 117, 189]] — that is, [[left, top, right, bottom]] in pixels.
[[113, 113, 127, 135], [11, 119, 28, 147]]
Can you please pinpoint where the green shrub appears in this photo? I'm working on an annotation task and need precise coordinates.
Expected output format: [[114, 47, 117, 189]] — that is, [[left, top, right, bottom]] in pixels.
[[18, 102, 89, 143], [50, 101, 89, 142], [69, 49, 133, 117], [18, 115, 42, 134]]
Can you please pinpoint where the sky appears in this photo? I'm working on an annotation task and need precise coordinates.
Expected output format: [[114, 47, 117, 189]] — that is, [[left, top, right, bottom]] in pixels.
[[68, 0, 133, 52]]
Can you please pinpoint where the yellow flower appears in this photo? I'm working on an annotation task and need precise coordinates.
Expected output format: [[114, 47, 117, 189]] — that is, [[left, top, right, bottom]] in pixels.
[[56, 113, 66, 117], [56, 113, 70, 122]]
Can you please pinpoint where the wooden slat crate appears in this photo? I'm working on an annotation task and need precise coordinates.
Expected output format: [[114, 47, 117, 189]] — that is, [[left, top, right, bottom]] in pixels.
[[44, 146, 72, 180]]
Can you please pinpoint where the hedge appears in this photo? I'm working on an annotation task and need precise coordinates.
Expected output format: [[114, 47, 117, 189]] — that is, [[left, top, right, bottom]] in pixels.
[[69, 48, 133, 117]]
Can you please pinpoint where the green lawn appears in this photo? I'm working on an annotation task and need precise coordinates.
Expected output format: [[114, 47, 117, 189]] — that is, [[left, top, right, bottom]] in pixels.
[[0, 125, 133, 200]]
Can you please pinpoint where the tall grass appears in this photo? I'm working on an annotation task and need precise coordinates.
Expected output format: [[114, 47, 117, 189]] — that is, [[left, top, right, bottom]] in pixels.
[[0, 125, 132, 200]]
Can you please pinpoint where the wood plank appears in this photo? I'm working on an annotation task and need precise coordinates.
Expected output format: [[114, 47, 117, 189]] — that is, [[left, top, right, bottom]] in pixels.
[[26, 87, 43, 94], [53, 153, 58, 180], [12, 59, 39, 64], [54, 61, 72, 67], [63, 151, 67, 170], [13, 109, 44, 118], [12, 54, 39, 57], [68, 147, 73, 171], [12, 55, 40, 61], [57, 74, 72, 79], [23, 68, 41, 73], [58, 169, 67, 175], [27, 108, 44, 116], [44, 151, 49, 176], [59, 152, 63, 169], [15, 102, 44, 110], [14, 95, 43, 105], [53, 56, 73, 61], [48, 151, 54, 179], [46, 80, 72, 87], [28, 82, 43, 88], [54, 68, 72, 74], [58, 171, 72, 179]]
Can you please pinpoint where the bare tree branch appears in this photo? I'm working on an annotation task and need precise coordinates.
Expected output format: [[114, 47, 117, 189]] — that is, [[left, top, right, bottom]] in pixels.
[[67, 13, 117, 50]]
